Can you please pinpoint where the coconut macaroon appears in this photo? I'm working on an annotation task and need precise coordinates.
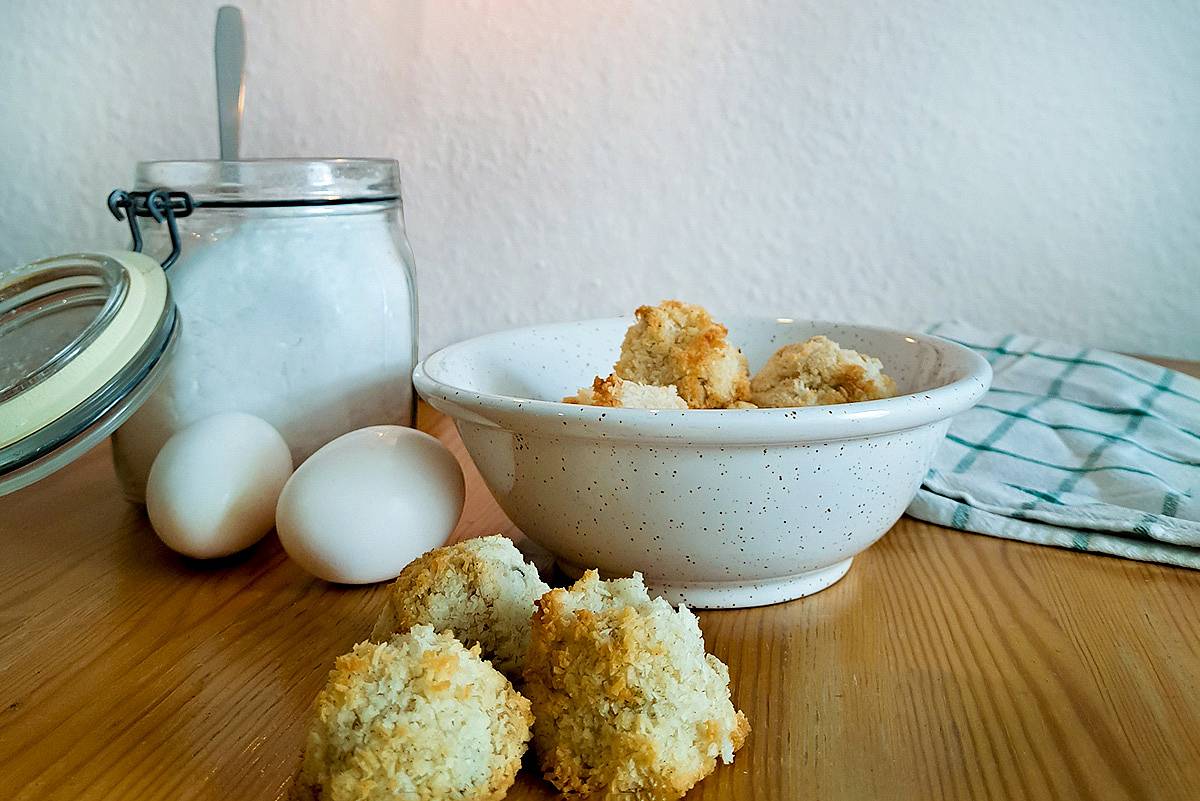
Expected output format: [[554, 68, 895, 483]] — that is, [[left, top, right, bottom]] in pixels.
[[523, 570, 749, 801], [614, 300, 751, 409], [751, 335, 896, 408], [565, 373, 688, 409], [371, 535, 550, 677], [293, 626, 532, 801]]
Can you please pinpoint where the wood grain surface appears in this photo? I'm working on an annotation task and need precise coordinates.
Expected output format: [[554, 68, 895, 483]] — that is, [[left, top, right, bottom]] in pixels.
[[2, 362, 1199, 801]]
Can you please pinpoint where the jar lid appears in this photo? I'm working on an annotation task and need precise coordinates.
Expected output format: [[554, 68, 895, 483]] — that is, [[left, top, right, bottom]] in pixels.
[[134, 158, 401, 205], [0, 251, 178, 495]]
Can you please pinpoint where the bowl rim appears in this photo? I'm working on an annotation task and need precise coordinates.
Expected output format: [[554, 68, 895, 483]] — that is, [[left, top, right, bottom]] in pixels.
[[414, 317, 992, 444]]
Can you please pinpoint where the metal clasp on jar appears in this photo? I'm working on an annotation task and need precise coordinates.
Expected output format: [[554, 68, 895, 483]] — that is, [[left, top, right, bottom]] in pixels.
[[106, 189, 195, 269]]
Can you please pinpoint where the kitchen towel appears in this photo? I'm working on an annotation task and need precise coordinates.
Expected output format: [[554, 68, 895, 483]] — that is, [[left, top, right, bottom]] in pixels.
[[907, 322, 1200, 568]]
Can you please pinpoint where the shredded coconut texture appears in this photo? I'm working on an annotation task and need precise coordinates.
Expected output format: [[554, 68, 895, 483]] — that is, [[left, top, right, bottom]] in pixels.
[[614, 301, 751, 409], [523, 570, 750, 800], [371, 535, 550, 677], [292, 626, 532, 801], [565, 374, 689, 409], [751, 335, 896, 407]]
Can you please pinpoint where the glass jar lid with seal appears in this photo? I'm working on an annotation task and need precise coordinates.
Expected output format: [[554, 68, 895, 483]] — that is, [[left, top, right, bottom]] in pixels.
[[0, 251, 179, 495]]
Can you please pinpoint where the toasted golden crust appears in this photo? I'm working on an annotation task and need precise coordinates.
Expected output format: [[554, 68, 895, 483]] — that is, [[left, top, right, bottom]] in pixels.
[[292, 627, 532, 801], [371, 536, 550, 677], [565, 374, 689, 409], [614, 301, 750, 409], [750, 335, 896, 407], [523, 571, 749, 801]]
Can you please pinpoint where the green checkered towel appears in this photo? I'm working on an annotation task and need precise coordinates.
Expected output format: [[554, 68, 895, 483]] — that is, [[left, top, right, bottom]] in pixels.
[[906, 323, 1200, 568]]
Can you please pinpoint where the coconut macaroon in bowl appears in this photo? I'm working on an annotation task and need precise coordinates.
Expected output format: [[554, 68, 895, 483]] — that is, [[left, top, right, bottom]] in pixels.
[[414, 306, 991, 608]]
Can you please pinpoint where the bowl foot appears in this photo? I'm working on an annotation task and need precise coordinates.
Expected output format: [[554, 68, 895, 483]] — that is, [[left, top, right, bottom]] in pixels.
[[553, 557, 854, 609]]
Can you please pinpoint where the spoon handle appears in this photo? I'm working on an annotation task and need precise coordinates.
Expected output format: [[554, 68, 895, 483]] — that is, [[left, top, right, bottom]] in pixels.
[[215, 5, 245, 161]]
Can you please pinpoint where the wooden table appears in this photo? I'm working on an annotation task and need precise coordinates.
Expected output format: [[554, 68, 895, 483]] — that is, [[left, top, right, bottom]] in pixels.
[[3, 362, 1199, 801]]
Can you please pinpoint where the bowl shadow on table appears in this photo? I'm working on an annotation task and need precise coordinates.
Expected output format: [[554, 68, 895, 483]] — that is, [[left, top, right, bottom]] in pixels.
[[695, 549, 875, 799]]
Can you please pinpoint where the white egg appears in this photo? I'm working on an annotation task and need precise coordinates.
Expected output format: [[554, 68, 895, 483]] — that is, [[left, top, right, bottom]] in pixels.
[[275, 425, 465, 584], [146, 412, 293, 559]]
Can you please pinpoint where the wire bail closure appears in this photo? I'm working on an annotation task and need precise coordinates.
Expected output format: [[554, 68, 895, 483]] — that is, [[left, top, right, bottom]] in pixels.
[[107, 185, 400, 270], [107, 189, 195, 270]]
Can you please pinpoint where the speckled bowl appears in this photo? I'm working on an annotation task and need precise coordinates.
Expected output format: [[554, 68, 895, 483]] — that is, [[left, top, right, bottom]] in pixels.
[[414, 318, 991, 608]]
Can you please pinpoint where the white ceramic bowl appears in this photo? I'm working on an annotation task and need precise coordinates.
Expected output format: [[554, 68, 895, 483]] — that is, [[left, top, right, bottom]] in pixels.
[[415, 318, 991, 608]]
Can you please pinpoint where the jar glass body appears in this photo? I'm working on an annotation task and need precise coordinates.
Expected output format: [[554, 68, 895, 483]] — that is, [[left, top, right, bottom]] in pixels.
[[111, 160, 417, 501]]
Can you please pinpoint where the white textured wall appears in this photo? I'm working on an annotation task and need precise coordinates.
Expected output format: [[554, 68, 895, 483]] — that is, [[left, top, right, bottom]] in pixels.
[[2, 0, 1198, 357]]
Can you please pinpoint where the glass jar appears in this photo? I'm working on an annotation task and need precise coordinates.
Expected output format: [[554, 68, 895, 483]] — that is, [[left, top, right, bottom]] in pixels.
[[110, 159, 417, 501]]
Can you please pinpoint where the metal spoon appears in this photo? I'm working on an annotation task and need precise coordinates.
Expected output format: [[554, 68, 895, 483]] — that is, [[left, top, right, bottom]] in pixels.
[[214, 5, 245, 161]]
